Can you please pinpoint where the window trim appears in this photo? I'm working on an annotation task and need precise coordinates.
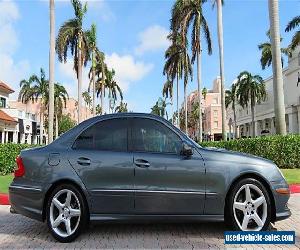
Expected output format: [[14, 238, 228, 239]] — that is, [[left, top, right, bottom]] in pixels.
[[129, 117, 183, 155], [71, 117, 129, 153]]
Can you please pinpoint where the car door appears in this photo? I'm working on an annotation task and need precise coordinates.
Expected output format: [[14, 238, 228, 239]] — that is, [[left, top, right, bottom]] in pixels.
[[130, 117, 206, 215], [68, 118, 134, 214]]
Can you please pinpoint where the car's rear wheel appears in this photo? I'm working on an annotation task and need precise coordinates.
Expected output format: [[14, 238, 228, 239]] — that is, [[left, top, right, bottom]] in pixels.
[[46, 184, 88, 242], [227, 178, 272, 231]]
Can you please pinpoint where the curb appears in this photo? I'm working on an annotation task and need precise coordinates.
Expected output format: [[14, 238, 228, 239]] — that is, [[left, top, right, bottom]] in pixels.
[[289, 184, 300, 194], [0, 193, 9, 205], [1, 184, 300, 206]]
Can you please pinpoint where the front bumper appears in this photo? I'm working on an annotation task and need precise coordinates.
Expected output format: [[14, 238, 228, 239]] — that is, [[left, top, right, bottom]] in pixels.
[[271, 181, 291, 222]]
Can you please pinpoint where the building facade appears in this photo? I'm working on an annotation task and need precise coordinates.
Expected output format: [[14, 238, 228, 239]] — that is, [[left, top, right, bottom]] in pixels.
[[0, 81, 39, 144], [226, 46, 300, 138], [187, 77, 228, 141]]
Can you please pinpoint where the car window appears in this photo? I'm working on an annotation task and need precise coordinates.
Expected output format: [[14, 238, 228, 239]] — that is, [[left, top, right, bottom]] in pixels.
[[73, 118, 127, 151], [132, 118, 182, 154]]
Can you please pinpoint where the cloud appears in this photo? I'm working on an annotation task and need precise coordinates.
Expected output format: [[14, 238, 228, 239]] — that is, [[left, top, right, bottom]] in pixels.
[[58, 61, 90, 98], [0, 0, 30, 99], [135, 25, 170, 56], [105, 53, 153, 92], [0, 0, 20, 54], [87, 0, 115, 22], [39, 0, 115, 22]]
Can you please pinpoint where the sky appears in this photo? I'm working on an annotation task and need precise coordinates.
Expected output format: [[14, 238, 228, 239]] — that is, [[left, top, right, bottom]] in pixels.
[[0, 0, 299, 114]]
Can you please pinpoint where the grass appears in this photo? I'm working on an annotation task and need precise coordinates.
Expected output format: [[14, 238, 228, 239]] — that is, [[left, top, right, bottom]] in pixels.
[[280, 169, 300, 185], [0, 169, 299, 194], [0, 174, 13, 194]]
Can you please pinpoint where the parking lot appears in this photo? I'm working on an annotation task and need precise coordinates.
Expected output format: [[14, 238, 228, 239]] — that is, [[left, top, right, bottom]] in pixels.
[[0, 194, 299, 249]]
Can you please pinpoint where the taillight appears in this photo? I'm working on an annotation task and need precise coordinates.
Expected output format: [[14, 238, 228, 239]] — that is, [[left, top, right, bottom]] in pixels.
[[15, 156, 25, 177]]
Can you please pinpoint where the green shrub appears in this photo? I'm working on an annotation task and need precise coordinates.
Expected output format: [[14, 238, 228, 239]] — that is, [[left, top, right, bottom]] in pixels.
[[199, 135, 300, 169], [0, 144, 36, 175]]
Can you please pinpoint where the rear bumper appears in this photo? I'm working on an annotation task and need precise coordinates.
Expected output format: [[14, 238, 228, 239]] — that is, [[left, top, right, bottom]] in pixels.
[[9, 184, 45, 222]]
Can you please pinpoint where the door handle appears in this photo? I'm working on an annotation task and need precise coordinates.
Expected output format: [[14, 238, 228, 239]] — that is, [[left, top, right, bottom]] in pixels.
[[134, 159, 150, 168], [77, 157, 91, 166]]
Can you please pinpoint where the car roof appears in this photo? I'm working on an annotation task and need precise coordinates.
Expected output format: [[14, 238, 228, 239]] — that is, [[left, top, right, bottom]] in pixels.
[[49, 113, 186, 149]]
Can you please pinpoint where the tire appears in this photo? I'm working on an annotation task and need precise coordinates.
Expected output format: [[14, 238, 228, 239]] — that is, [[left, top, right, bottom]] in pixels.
[[46, 184, 88, 242], [226, 178, 272, 231]]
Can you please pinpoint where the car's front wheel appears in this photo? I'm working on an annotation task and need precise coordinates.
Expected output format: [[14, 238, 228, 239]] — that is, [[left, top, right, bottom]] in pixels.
[[46, 184, 88, 242], [227, 178, 272, 231]]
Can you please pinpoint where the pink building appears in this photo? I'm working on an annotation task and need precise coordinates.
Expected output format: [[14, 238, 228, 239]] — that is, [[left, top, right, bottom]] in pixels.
[[187, 77, 228, 141]]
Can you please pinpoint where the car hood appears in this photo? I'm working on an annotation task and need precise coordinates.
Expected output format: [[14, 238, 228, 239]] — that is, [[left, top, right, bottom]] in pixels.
[[200, 146, 275, 167]]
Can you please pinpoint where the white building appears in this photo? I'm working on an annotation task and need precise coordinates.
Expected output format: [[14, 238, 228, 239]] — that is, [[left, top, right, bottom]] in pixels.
[[0, 81, 40, 144], [227, 46, 300, 138]]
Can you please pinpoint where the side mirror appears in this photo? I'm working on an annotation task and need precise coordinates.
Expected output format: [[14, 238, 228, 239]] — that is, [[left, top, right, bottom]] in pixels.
[[181, 142, 193, 156]]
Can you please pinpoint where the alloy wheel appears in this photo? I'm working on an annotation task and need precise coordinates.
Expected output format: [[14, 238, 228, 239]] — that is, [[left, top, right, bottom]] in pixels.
[[233, 183, 267, 231], [49, 189, 81, 238]]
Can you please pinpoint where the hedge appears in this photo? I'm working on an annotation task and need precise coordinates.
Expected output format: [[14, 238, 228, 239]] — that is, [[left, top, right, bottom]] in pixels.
[[199, 135, 300, 169], [0, 135, 299, 175], [0, 144, 35, 175]]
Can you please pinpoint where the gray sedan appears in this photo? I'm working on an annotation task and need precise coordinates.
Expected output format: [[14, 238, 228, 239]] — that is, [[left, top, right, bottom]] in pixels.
[[9, 113, 291, 242]]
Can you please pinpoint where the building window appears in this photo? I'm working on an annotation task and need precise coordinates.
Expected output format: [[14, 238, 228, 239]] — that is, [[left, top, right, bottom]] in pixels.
[[214, 121, 218, 128], [213, 110, 218, 117], [0, 97, 6, 108], [212, 98, 218, 104]]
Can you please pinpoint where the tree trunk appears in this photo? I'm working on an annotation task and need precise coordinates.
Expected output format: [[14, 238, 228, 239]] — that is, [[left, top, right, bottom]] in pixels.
[[197, 51, 203, 142], [251, 100, 255, 138], [39, 104, 44, 145], [217, 0, 227, 141], [48, 0, 55, 144], [171, 88, 174, 125], [77, 38, 83, 124], [184, 83, 187, 134], [233, 106, 237, 139], [101, 64, 105, 114], [268, 0, 286, 135], [92, 50, 96, 116], [55, 113, 58, 139], [176, 73, 180, 128]]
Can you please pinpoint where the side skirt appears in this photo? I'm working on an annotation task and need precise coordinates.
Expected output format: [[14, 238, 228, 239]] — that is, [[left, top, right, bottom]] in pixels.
[[90, 214, 224, 223]]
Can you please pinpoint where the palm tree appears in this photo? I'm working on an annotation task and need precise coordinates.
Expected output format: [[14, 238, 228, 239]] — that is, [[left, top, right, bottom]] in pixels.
[[236, 71, 267, 138], [54, 84, 68, 138], [86, 23, 99, 116], [95, 104, 102, 115], [225, 82, 238, 139], [82, 91, 92, 119], [258, 31, 291, 70], [19, 68, 49, 144], [202, 87, 207, 100], [97, 68, 123, 114], [48, 0, 55, 143], [285, 15, 300, 50], [92, 50, 106, 113], [171, 0, 212, 141], [56, 0, 90, 124], [45, 83, 68, 139], [151, 98, 169, 118], [164, 32, 192, 134], [163, 33, 183, 128], [115, 101, 128, 113], [268, 0, 286, 135], [162, 79, 173, 124], [213, 0, 226, 141]]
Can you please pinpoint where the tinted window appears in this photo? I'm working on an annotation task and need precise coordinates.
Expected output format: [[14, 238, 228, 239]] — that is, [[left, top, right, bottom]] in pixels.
[[132, 118, 182, 154], [74, 118, 127, 151]]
